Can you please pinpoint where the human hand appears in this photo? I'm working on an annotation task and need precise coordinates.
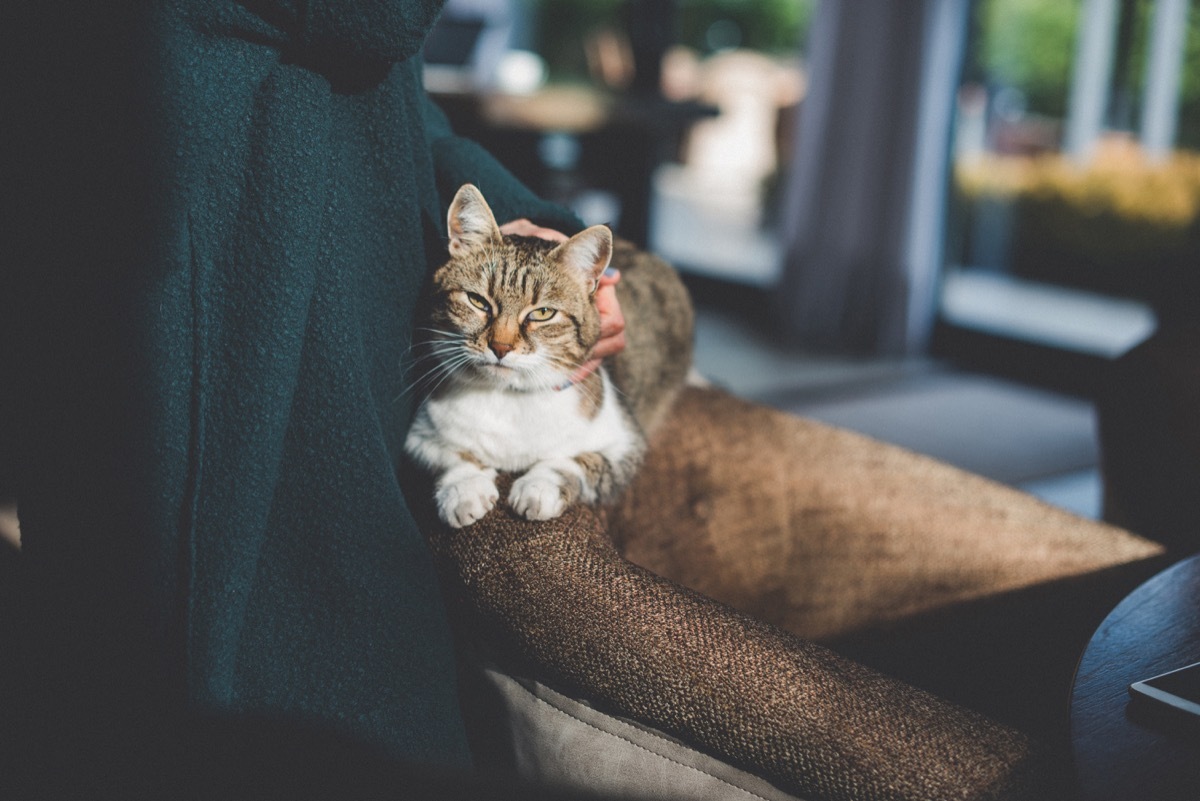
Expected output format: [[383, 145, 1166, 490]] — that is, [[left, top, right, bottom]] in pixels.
[[568, 267, 626, 386], [498, 218, 569, 243]]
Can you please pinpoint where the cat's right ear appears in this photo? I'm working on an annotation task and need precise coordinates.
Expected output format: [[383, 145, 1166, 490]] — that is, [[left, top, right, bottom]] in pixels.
[[550, 225, 613, 288], [447, 184, 502, 257]]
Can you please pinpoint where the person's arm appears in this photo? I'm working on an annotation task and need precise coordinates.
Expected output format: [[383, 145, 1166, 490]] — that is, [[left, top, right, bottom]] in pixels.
[[420, 90, 583, 235]]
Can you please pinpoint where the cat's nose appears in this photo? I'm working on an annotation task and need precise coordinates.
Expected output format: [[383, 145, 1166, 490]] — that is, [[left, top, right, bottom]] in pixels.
[[489, 340, 514, 360]]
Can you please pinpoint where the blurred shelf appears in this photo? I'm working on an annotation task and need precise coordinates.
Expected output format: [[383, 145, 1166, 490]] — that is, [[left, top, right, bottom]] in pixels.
[[941, 270, 1157, 359]]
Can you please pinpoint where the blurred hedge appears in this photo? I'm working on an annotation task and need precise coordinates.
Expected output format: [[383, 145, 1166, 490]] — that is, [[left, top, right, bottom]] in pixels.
[[954, 138, 1200, 304]]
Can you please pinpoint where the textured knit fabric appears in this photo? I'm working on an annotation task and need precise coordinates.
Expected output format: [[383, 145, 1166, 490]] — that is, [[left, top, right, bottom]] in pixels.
[[5, 0, 580, 769]]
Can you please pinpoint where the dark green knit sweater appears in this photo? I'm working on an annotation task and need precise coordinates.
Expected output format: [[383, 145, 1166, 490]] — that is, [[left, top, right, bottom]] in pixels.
[[6, 0, 580, 769]]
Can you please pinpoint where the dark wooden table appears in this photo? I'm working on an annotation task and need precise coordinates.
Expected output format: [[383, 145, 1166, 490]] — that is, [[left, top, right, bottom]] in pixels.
[[1070, 553, 1200, 801]]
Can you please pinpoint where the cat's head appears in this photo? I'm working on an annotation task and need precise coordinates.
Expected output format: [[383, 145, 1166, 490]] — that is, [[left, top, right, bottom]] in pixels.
[[423, 184, 613, 392]]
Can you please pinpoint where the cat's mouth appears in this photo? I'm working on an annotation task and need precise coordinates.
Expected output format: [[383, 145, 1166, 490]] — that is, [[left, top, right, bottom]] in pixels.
[[482, 362, 514, 373], [475, 361, 523, 383], [475, 360, 554, 391]]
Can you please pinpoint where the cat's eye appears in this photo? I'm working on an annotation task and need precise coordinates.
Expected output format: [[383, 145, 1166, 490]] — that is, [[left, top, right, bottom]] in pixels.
[[526, 307, 557, 323], [465, 292, 491, 314]]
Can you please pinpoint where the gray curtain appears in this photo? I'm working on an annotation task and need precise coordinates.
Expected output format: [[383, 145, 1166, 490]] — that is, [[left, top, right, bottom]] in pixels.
[[775, 0, 968, 356]]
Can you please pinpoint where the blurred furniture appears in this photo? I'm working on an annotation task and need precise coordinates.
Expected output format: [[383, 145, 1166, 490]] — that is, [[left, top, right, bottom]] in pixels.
[[1070, 553, 1200, 801], [430, 87, 714, 247], [1098, 321, 1200, 554]]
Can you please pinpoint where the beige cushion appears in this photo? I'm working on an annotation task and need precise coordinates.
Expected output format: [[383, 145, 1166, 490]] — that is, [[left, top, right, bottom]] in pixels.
[[472, 661, 804, 801]]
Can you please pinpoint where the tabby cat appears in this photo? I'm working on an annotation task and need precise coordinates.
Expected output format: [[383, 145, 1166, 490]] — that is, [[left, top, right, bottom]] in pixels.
[[405, 183, 692, 528]]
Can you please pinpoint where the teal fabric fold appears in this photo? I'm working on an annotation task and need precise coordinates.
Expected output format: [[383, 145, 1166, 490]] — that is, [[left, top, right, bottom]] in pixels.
[[7, 0, 581, 768]]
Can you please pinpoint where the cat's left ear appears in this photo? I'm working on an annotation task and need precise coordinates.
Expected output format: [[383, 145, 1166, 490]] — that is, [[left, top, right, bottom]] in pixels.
[[447, 184, 502, 257], [550, 225, 613, 292]]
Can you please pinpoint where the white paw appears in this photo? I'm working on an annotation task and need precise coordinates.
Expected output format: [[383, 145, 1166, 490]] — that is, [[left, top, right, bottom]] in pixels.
[[437, 474, 499, 528], [509, 473, 567, 521]]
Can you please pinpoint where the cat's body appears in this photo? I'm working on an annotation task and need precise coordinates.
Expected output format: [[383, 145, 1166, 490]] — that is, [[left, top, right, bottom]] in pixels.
[[405, 184, 691, 529], [405, 360, 642, 527]]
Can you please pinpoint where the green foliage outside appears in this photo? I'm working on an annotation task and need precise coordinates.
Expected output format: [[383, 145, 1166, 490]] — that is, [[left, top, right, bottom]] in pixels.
[[956, 0, 1200, 304], [675, 0, 813, 55], [1176, 2, 1200, 148], [971, 0, 1079, 118], [971, 0, 1200, 148], [529, 0, 813, 82]]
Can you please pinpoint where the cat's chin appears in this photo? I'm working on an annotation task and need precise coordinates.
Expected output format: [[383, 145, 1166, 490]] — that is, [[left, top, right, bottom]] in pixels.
[[470, 364, 562, 393]]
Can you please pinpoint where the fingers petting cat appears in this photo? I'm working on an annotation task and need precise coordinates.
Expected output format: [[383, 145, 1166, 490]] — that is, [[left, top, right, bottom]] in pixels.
[[499, 218, 569, 242], [568, 267, 626, 387]]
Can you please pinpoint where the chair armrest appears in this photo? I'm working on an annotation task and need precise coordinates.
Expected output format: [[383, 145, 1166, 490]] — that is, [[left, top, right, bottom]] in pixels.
[[421, 493, 1050, 801]]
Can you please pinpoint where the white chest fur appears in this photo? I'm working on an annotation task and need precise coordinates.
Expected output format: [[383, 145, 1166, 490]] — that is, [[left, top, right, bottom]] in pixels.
[[406, 370, 637, 473]]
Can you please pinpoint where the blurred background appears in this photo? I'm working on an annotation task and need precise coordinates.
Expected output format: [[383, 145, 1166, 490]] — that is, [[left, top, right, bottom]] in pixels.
[[417, 0, 1200, 528], [8, 0, 1192, 552]]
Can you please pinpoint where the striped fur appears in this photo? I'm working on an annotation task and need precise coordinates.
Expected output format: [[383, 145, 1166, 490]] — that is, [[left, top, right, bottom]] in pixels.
[[405, 185, 646, 528]]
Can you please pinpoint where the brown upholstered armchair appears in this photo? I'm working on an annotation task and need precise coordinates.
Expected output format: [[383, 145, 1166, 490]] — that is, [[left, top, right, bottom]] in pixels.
[[414, 256, 1164, 801]]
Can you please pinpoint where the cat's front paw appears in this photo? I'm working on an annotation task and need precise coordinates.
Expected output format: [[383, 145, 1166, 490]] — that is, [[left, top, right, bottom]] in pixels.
[[437, 474, 499, 529], [508, 472, 568, 521]]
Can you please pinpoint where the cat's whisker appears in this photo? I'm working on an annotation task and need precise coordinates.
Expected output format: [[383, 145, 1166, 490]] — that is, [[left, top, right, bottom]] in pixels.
[[407, 337, 465, 354], [410, 344, 466, 364], [412, 326, 463, 339], [394, 366, 449, 403], [396, 349, 479, 402], [418, 350, 475, 382], [523, 368, 558, 395], [401, 344, 465, 378], [542, 356, 589, 384], [574, 377, 604, 407], [411, 337, 464, 353], [547, 354, 631, 404], [415, 371, 457, 399], [398, 341, 469, 384], [607, 379, 633, 403]]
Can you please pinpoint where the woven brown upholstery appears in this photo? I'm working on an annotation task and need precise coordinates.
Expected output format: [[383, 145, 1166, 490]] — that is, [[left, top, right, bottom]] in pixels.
[[428, 513, 1041, 800], [613, 388, 1162, 642], [422, 386, 1164, 800]]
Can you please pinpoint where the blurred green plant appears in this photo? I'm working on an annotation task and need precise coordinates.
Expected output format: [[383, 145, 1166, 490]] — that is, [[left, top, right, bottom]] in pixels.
[[972, 0, 1079, 118], [1175, 1, 1200, 148], [529, 0, 812, 82], [676, 0, 813, 55], [530, 0, 622, 82], [970, 0, 1200, 148]]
